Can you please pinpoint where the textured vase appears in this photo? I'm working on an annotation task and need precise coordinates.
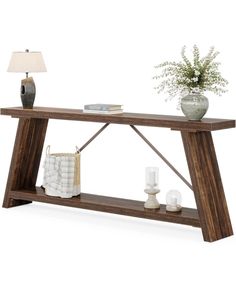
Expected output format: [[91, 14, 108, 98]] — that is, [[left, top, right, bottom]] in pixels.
[[181, 92, 209, 121]]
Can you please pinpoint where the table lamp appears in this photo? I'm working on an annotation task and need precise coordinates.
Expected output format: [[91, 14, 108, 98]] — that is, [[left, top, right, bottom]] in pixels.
[[7, 49, 47, 109]]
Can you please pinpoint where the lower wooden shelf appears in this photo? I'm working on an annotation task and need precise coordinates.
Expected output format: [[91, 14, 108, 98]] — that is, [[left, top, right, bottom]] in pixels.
[[9, 187, 200, 227]]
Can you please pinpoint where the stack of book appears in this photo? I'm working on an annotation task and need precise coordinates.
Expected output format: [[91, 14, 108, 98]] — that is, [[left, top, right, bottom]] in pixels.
[[83, 104, 123, 114]]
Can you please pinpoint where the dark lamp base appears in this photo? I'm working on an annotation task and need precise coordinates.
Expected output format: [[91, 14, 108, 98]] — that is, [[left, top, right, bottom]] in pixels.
[[21, 77, 36, 109]]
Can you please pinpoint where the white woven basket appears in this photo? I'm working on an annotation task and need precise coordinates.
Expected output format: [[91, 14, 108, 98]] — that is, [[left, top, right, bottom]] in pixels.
[[43, 146, 80, 198]]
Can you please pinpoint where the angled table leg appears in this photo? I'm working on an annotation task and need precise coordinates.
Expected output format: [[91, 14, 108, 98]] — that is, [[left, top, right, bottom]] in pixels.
[[3, 118, 48, 208], [181, 131, 233, 242]]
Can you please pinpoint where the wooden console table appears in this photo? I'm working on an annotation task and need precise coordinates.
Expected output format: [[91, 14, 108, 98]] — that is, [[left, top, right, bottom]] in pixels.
[[1, 107, 235, 242]]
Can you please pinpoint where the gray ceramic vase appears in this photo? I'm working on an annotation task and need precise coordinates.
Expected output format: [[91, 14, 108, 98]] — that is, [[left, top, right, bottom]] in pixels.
[[180, 91, 209, 121], [21, 77, 36, 109]]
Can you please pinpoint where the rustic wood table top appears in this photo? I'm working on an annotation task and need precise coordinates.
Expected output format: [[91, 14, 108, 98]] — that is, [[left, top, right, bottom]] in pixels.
[[1, 106, 235, 131]]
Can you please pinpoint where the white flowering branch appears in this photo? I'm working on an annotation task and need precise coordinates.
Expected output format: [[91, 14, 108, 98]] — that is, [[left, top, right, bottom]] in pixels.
[[153, 45, 228, 100]]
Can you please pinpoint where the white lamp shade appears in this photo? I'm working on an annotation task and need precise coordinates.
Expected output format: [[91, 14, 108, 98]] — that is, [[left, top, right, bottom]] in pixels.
[[7, 51, 47, 73]]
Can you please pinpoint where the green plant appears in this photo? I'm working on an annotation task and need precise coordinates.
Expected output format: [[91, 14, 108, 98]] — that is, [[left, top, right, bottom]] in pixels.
[[153, 45, 228, 101]]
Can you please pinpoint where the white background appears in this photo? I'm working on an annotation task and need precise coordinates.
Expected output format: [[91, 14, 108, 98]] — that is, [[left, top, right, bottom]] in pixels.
[[0, 0, 236, 287]]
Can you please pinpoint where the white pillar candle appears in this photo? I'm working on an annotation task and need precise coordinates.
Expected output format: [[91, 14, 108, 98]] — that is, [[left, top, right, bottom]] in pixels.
[[145, 167, 159, 189], [170, 195, 177, 206], [149, 171, 156, 186]]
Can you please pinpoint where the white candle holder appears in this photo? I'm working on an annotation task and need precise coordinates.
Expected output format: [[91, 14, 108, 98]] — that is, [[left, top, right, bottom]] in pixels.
[[144, 188, 160, 209], [166, 189, 182, 212], [144, 167, 160, 209]]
